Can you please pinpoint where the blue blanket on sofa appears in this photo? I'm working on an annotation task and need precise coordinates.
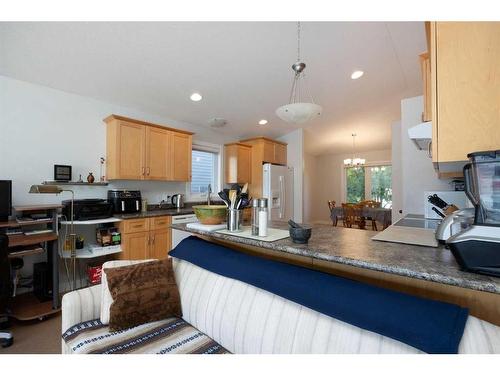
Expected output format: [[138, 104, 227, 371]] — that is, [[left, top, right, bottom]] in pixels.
[[170, 236, 468, 354]]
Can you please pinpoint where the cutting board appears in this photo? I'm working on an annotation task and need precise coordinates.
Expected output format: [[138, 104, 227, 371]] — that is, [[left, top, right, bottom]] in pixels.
[[216, 227, 290, 242], [372, 226, 438, 247], [186, 222, 227, 232]]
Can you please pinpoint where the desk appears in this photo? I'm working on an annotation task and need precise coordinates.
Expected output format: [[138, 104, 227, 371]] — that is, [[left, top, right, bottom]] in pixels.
[[0, 204, 61, 320]]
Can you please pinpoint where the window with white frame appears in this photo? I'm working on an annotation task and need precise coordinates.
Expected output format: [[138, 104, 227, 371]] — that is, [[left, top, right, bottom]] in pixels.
[[187, 142, 221, 201], [344, 163, 392, 208]]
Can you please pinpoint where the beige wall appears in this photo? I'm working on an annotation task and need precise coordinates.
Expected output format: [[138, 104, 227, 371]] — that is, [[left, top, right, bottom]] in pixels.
[[303, 152, 317, 223], [307, 149, 392, 224]]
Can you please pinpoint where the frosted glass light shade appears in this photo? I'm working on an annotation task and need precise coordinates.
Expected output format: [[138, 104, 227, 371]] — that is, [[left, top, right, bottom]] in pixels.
[[275, 102, 322, 124]]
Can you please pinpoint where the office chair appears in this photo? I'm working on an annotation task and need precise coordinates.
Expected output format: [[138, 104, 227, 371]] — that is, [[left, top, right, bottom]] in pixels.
[[0, 234, 13, 348]]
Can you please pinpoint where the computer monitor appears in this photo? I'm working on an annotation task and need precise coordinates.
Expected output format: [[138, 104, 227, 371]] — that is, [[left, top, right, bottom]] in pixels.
[[0, 180, 12, 221]]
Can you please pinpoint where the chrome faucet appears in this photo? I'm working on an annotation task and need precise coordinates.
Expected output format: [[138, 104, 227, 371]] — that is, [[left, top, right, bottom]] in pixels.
[[207, 184, 212, 206]]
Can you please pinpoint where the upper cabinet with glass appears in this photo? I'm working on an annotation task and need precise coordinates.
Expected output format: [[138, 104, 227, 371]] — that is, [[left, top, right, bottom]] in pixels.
[[104, 115, 193, 181]]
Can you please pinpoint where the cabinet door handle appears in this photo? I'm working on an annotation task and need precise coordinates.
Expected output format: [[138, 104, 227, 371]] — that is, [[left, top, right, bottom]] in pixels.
[[147, 167, 151, 176], [142, 166, 146, 176], [152, 235, 155, 245], [428, 140, 432, 159]]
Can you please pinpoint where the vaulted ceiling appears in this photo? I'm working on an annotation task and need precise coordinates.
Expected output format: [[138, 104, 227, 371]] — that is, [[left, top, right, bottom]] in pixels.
[[0, 22, 426, 155]]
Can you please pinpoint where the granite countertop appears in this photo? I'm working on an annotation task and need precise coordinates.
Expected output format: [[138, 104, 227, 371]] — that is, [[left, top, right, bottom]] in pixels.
[[114, 207, 195, 219], [171, 222, 500, 295]]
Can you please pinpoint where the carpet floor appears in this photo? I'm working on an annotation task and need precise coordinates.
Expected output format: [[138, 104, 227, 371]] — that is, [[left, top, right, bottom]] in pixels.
[[1, 313, 61, 354]]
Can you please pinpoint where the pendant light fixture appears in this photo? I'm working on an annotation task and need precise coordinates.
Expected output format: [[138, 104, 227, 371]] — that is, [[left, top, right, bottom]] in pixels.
[[344, 133, 366, 167], [276, 22, 322, 124]]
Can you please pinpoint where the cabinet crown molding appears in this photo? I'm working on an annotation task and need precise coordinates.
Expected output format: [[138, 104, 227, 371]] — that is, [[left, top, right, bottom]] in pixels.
[[238, 136, 288, 146], [104, 114, 194, 135]]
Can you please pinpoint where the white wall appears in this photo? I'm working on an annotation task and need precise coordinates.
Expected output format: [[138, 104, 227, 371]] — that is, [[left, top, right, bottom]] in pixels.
[[278, 128, 304, 223], [311, 149, 392, 223], [0, 75, 239, 291], [303, 152, 317, 224], [0, 75, 236, 206], [391, 120, 403, 222], [397, 96, 452, 216]]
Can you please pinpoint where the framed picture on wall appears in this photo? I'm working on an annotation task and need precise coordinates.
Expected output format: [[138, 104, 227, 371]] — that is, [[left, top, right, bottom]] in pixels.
[[54, 164, 72, 181]]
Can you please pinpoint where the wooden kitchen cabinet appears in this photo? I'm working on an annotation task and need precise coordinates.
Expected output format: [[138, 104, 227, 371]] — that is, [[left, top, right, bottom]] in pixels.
[[149, 229, 171, 260], [105, 115, 193, 181], [118, 216, 172, 260], [170, 131, 192, 181], [274, 143, 287, 165], [240, 137, 287, 198], [145, 126, 170, 180], [224, 143, 252, 184], [120, 230, 150, 260], [427, 22, 500, 172], [105, 119, 146, 180], [419, 52, 432, 123]]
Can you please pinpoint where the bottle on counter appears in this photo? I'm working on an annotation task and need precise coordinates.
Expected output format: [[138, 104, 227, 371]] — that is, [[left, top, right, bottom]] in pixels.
[[258, 198, 268, 237], [251, 199, 259, 235]]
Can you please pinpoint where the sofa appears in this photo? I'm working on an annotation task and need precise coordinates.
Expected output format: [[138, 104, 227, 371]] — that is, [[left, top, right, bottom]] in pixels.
[[61, 238, 500, 354]]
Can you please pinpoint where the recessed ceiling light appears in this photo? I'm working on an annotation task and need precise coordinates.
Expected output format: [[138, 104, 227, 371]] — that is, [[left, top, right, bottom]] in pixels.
[[258, 119, 268, 125], [351, 70, 364, 80], [190, 93, 202, 102]]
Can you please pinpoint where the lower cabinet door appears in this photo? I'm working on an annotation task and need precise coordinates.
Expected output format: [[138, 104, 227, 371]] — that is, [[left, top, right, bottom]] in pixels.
[[121, 231, 149, 260], [149, 229, 171, 260]]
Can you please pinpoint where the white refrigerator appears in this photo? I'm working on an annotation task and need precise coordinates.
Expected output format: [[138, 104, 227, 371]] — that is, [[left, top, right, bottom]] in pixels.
[[262, 163, 294, 222]]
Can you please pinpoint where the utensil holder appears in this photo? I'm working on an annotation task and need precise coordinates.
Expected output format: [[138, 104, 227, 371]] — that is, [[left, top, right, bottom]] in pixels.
[[227, 208, 242, 232]]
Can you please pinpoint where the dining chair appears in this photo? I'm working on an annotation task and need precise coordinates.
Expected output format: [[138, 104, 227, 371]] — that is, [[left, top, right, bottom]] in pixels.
[[360, 200, 381, 230], [327, 200, 339, 226], [341, 203, 360, 228]]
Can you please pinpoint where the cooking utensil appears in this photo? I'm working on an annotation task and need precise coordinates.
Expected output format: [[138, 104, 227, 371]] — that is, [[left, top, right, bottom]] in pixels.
[[230, 184, 241, 195], [288, 219, 301, 229], [229, 189, 237, 209], [218, 191, 230, 207], [432, 207, 446, 218], [241, 182, 248, 194]]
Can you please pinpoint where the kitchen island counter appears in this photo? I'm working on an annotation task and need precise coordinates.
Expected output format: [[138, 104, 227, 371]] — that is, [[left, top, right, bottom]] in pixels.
[[171, 222, 500, 295], [172, 222, 500, 325]]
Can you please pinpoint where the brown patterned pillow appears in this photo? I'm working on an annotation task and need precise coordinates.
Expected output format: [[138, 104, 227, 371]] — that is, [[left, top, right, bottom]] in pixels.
[[104, 258, 181, 331]]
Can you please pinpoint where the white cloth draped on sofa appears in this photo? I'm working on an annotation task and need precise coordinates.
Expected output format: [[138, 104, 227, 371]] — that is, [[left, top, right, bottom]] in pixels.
[[62, 258, 500, 354]]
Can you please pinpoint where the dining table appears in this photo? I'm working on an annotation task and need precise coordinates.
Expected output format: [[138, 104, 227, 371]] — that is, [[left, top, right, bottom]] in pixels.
[[330, 206, 392, 229]]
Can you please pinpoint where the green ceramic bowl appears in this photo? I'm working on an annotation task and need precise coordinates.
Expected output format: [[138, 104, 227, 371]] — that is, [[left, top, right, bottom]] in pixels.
[[193, 205, 227, 225]]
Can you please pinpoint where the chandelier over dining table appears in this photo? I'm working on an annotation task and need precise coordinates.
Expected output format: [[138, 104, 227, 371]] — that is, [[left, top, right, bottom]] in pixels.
[[344, 133, 366, 167]]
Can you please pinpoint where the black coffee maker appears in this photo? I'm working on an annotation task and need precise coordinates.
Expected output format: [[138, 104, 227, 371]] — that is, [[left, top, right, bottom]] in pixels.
[[447, 150, 500, 277]]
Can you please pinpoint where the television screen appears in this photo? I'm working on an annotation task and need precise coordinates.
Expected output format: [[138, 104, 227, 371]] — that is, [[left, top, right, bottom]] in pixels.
[[0, 180, 12, 221]]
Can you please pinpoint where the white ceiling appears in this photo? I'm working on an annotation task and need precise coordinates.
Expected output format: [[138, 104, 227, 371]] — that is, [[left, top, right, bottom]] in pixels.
[[0, 22, 426, 155]]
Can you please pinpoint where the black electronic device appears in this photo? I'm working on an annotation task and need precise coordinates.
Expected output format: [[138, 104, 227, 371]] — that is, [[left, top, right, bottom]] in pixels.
[[33, 262, 52, 302], [107, 190, 142, 214], [447, 150, 500, 277], [62, 199, 113, 221], [0, 180, 12, 221]]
